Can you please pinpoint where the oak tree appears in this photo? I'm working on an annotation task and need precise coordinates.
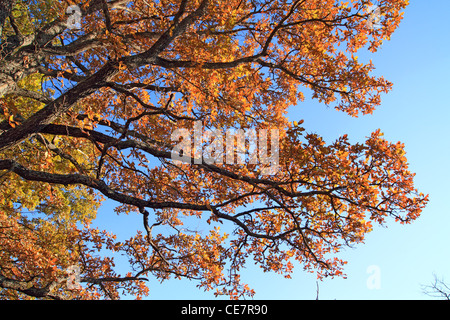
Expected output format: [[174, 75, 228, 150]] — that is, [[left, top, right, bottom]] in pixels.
[[0, 0, 428, 299]]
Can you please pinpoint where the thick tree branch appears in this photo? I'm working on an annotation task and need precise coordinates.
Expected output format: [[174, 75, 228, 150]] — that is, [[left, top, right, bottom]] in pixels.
[[0, 158, 209, 211], [0, 274, 63, 300]]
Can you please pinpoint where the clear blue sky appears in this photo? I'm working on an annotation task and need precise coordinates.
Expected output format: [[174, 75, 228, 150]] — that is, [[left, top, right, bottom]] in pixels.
[[92, 0, 450, 300]]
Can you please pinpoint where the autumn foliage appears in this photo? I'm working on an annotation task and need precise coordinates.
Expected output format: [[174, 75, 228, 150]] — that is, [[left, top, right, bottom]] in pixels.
[[0, 0, 427, 299]]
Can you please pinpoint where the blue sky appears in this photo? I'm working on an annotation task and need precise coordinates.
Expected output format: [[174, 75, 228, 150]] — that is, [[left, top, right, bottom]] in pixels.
[[92, 0, 450, 300]]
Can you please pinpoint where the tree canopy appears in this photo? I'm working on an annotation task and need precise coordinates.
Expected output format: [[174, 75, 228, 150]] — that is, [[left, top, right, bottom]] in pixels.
[[0, 0, 428, 299]]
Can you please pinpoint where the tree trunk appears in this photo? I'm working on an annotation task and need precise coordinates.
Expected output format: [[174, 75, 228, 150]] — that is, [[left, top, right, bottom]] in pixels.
[[0, 0, 16, 37]]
